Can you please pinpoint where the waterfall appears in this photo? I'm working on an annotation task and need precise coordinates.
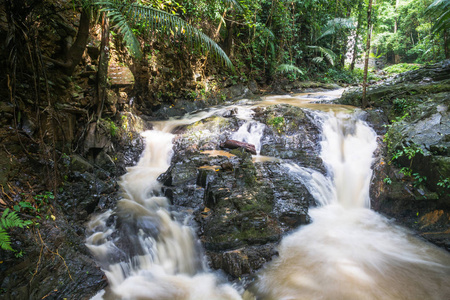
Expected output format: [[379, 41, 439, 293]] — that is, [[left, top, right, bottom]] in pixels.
[[231, 107, 265, 155], [86, 125, 241, 300], [86, 100, 450, 300], [287, 112, 378, 207], [252, 111, 450, 299]]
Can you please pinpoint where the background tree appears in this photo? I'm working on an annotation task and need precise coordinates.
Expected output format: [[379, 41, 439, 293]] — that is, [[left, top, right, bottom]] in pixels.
[[362, 0, 374, 108]]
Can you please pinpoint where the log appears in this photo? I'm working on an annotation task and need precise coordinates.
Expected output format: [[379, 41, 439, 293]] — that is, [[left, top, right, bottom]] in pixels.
[[220, 140, 257, 155]]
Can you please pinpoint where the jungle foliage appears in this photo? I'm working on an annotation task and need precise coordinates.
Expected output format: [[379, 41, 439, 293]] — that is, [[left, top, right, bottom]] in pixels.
[[146, 0, 448, 82]]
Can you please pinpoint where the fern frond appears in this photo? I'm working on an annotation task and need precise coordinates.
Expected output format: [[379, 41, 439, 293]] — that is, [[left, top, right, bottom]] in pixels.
[[0, 208, 32, 252], [0, 228, 13, 251], [1, 208, 27, 230], [276, 64, 304, 75]]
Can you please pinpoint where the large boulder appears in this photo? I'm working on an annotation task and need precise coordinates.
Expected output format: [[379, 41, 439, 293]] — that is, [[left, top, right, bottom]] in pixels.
[[345, 60, 450, 251], [159, 105, 324, 279]]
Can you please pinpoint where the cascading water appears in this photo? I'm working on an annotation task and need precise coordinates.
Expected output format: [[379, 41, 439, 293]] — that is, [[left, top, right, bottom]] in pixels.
[[231, 107, 265, 155], [252, 111, 450, 299], [86, 91, 450, 300], [86, 121, 241, 300]]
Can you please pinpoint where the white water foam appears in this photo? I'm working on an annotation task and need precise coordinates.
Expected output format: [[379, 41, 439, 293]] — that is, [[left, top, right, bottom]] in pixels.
[[86, 127, 241, 300], [253, 111, 450, 299], [230, 107, 266, 155], [86, 102, 450, 300]]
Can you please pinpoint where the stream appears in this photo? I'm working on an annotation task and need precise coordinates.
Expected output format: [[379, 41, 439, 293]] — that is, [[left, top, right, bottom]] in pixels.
[[86, 90, 450, 299]]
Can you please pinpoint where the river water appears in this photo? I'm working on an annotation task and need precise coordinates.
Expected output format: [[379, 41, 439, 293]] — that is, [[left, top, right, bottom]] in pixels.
[[86, 90, 450, 299]]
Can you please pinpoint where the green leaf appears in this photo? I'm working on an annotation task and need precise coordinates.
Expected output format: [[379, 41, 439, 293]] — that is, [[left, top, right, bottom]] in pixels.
[[0, 228, 13, 251], [275, 64, 304, 75], [94, 0, 233, 70], [308, 46, 336, 66]]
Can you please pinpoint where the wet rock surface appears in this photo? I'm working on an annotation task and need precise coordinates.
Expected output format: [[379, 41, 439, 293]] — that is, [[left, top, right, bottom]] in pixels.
[[0, 218, 107, 300], [159, 105, 323, 279], [342, 60, 450, 251], [0, 113, 145, 299]]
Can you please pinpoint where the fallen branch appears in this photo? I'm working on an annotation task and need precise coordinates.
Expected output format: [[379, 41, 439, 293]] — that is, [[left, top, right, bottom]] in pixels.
[[220, 140, 257, 155]]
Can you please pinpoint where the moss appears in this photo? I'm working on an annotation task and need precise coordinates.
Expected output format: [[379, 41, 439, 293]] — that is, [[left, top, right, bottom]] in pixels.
[[267, 116, 286, 133], [383, 63, 422, 75]]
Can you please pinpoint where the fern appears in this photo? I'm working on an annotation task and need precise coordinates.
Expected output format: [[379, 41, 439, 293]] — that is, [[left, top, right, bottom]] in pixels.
[[0, 208, 32, 251], [276, 64, 304, 75], [0, 228, 13, 251], [1, 208, 28, 229]]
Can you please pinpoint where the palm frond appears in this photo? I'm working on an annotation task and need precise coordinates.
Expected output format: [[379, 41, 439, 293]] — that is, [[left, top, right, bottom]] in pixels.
[[427, 0, 450, 10], [312, 57, 324, 64], [316, 17, 355, 41], [307, 46, 336, 66], [433, 10, 450, 33], [96, 0, 142, 58], [95, 0, 233, 70], [276, 64, 304, 75], [426, 0, 450, 33]]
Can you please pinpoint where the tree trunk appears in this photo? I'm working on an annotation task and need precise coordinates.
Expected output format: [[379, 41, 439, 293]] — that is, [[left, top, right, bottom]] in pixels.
[[394, 0, 400, 64], [350, 0, 364, 71], [96, 12, 110, 119], [224, 18, 234, 57], [64, 7, 91, 75], [362, 0, 373, 108]]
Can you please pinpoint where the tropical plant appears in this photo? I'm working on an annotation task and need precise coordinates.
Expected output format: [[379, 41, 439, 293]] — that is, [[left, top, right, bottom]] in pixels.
[[307, 46, 337, 66], [308, 18, 355, 67], [275, 64, 304, 76], [95, 0, 233, 68], [315, 17, 355, 42], [0, 208, 32, 251], [427, 0, 450, 34]]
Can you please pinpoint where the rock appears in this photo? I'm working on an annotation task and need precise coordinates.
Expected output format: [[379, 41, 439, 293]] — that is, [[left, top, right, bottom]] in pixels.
[[0, 218, 107, 300], [248, 80, 259, 94], [222, 84, 253, 100], [158, 103, 323, 279], [84, 122, 111, 154], [94, 150, 116, 172], [0, 102, 14, 114], [360, 60, 450, 250], [70, 154, 94, 172], [108, 63, 135, 87]]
